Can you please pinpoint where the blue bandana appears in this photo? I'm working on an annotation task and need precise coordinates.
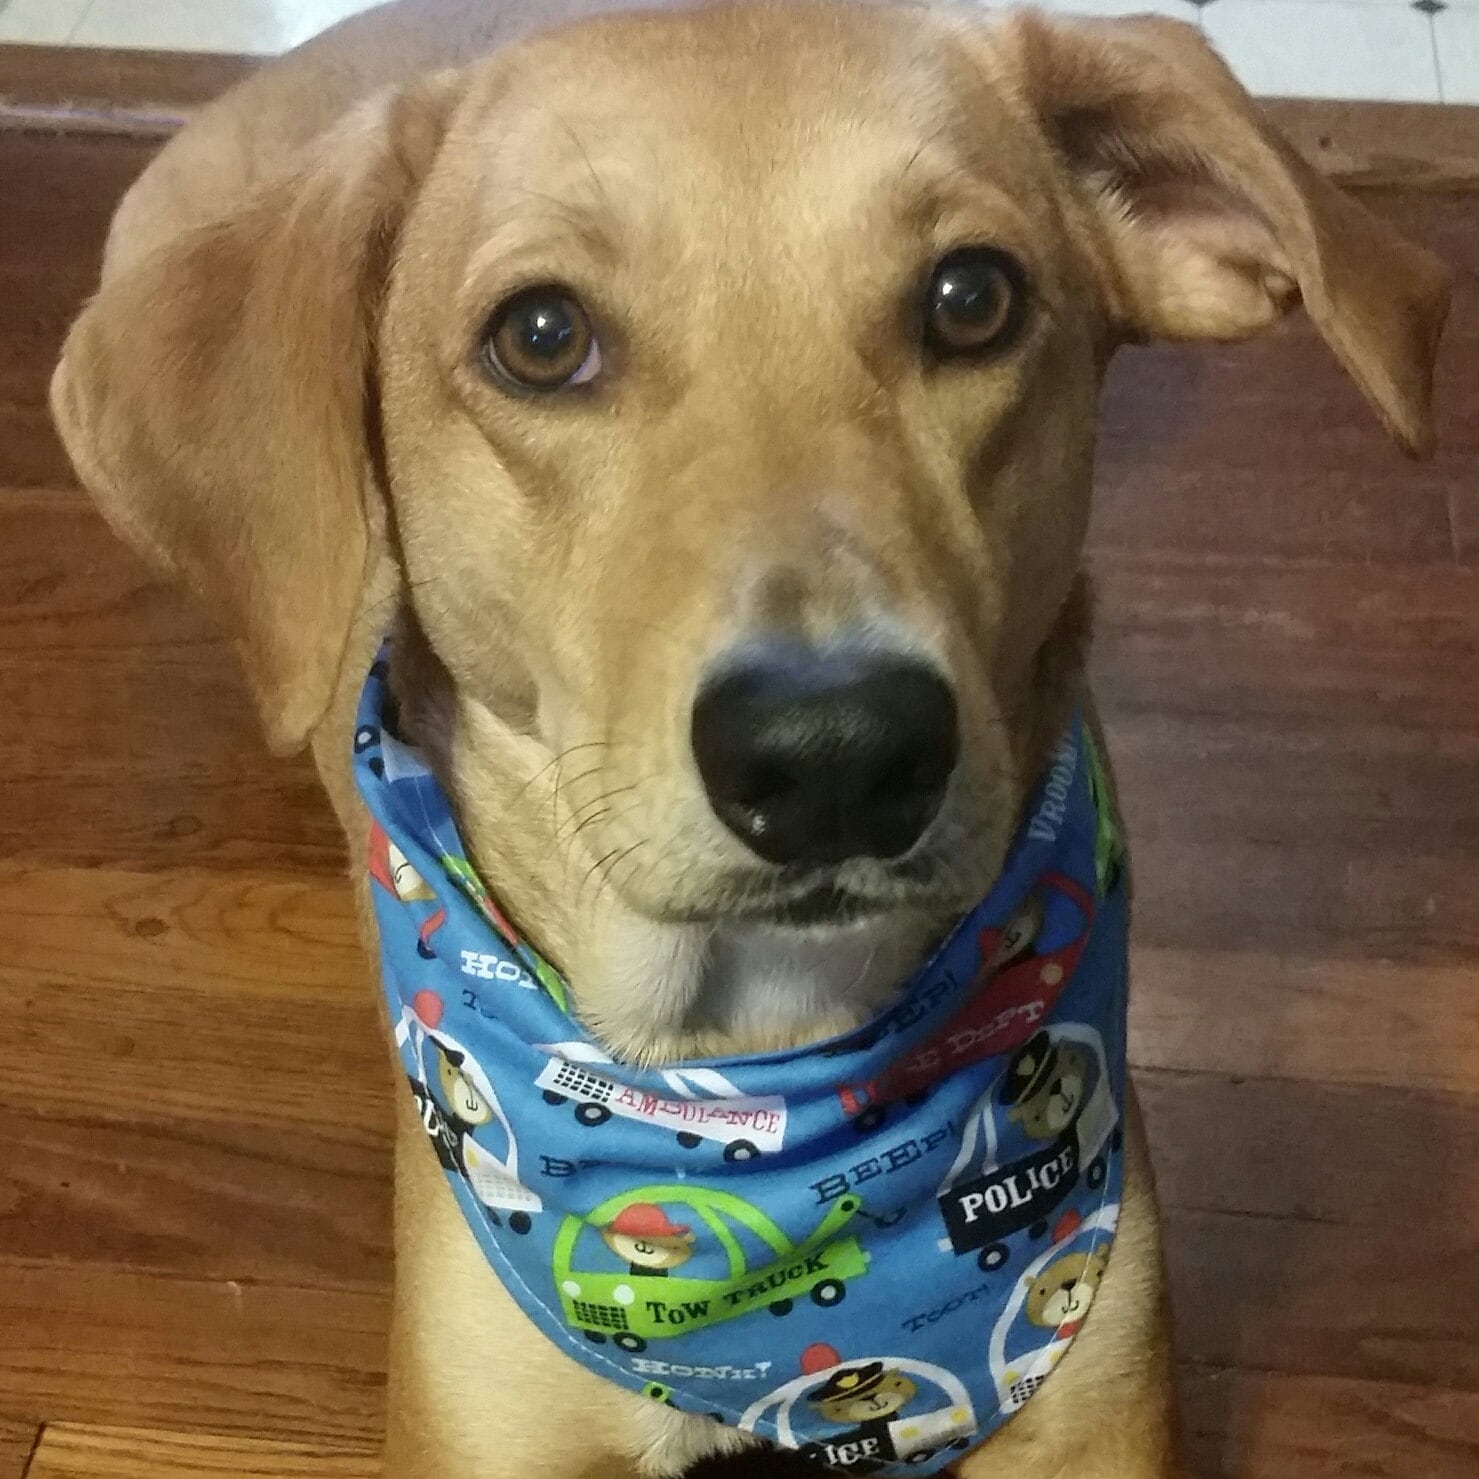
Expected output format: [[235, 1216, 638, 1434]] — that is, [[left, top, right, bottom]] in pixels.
[[352, 652, 1128, 1475]]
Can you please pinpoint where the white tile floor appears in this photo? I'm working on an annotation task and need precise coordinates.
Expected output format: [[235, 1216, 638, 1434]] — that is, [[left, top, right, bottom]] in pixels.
[[0, 0, 1473, 103]]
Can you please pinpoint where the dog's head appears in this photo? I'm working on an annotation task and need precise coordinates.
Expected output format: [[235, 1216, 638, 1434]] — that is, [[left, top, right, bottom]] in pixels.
[[52, 2, 1446, 1055]]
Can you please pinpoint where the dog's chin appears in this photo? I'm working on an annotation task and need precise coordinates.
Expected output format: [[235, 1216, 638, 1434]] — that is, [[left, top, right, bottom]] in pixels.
[[627, 860, 981, 1044]]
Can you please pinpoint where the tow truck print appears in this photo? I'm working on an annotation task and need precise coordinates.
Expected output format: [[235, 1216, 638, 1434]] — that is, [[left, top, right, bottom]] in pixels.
[[535, 1052, 787, 1161], [935, 1024, 1118, 1272], [738, 1350, 977, 1473], [552, 1187, 869, 1352], [836, 873, 1096, 1133]]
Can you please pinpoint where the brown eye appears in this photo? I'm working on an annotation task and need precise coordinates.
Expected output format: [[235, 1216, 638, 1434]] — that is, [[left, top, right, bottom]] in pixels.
[[481, 286, 601, 391], [923, 247, 1027, 358]]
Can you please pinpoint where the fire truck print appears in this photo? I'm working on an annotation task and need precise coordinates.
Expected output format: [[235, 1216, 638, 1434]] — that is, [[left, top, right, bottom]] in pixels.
[[535, 1056, 787, 1161], [739, 1352, 976, 1473], [936, 1024, 1118, 1271], [837, 873, 1095, 1133]]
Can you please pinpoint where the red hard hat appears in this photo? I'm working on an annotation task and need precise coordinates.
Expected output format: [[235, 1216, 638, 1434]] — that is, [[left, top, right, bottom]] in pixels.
[[608, 1202, 690, 1239]]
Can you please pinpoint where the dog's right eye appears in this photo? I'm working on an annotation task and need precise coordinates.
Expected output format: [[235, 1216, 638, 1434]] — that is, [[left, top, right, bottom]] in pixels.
[[922, 247, 1028, 360], [480, 286, 602, 392]]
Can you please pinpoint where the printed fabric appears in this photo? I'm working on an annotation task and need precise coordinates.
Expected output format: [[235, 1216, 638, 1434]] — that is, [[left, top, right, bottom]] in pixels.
[[352, 651, 1128, 1476]]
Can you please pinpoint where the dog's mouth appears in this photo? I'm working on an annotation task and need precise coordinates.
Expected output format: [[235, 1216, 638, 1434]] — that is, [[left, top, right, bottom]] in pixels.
[[731, 883, 896, 929], [642, 853, 967, 931]]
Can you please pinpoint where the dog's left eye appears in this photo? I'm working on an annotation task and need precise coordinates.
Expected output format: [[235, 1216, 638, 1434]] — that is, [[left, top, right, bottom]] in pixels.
[[923, 247, 1028, 359], [481, 286, 602, 392]]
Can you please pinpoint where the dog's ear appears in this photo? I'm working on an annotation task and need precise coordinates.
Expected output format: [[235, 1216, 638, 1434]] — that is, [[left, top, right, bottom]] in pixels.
[[51, 73, 464, 753], [997, 14, 1449, 456]]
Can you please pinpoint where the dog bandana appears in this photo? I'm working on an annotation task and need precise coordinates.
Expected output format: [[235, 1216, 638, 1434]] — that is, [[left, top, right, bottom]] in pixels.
[[353, 652, 1128, 1476]]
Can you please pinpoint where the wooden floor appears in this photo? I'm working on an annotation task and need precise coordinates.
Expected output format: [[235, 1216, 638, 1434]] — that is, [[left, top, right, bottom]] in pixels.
[[2, 113, 1479, 1479]]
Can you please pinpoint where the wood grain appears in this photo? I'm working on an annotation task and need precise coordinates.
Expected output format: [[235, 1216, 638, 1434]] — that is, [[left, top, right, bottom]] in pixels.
[[26, 1424, 377, 1479], [0, 45, 255, 121], [0, 1106, 391, 1290], [0, 130, 157, 490], [0, 1262, 387, 1443], [1264, 98, 1479, 191], [0, 864, 362, 1008], [1180, 1366, 1479, 1479], [1131, 950, 1479, 1093], [0, 1419, 36, 1479]]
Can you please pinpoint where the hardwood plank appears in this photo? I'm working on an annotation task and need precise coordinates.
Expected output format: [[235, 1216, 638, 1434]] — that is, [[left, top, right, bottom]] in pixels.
[[0, 864, 363, 1008], [0, 760, 342, 874], [1131, 950, 1479, 1093], [1110, 711, 1479, 853], [1180, 1366, 1479, 1479], [0, 44, 255, 130], [0, 491, 343, 872], [1130, 837, 1479, 962], [1165, 1205, 1479, 1391], [27, 1424, 376, 1479], [2, 912, 387, 1146], [0, 1261, 387, 1444], [1140, 1069, 1479, 1227], [1265, 98, 1479, 191], [0, 130, 156, 489], [0, 1419, 36, 1479], [1088, 439, 1456, 566], [0, 1107, 390, 1290], [0, 487, 219, 654], [1093, 563, 1479, 732]]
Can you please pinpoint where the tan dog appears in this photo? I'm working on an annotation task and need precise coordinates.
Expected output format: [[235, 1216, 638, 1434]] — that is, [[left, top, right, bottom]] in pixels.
[[50, 3, 1447, 1477]]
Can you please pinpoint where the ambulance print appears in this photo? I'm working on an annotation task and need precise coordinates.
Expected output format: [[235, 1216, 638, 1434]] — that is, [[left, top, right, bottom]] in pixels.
[[740, 1353, 976, 1473], [936, 1023, 1118, 1271], [838, 873, 1095, 1132], [535, 1053, 787, 1161]]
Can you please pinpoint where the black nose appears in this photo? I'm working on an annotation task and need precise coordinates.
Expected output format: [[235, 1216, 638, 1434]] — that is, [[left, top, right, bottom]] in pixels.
[[691, 642, 958, 867]]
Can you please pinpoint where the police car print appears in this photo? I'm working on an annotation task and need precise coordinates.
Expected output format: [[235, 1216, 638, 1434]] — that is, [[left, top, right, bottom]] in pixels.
[[987, 1204, 1119, 1415], [740, 1348, 976, 1473], [936, 1023, 1119, 1271], [398, 999, 542, 1231]]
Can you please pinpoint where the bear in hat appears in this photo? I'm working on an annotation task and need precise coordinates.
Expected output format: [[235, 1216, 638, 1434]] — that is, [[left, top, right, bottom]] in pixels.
[[809, 1362, 919, 1425], [1000, 1030, 1089, 1141], [599, 1202, 696, 1277]]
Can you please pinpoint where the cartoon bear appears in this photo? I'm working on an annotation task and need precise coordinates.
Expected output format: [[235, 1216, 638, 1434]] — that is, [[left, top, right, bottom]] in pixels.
[[436, 1044, 495, 1136], [985, 893, 1045, 972], [599, 1203, 696, 1277], [369, 823, 436, 902], [1000, 1030, 1088, 1140], [808, 1362, 919, 1426], [1024, 1247, 1111, 1335], [412, 1041, 497, 1180]]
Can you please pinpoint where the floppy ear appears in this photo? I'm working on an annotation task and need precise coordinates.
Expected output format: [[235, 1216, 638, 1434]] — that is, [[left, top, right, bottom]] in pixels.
[[50, 74, 463, 753], [1000, 13, 1449, 456]]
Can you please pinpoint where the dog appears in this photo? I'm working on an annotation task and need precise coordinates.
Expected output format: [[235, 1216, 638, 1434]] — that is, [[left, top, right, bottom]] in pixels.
[[50, 3, 1448, 1477]]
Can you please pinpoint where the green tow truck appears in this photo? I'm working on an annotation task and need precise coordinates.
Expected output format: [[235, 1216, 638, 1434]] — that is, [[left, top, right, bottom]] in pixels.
[[553, 1188, 870, 1352]]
